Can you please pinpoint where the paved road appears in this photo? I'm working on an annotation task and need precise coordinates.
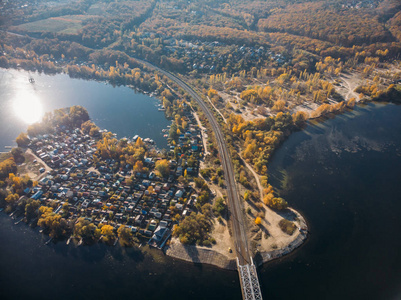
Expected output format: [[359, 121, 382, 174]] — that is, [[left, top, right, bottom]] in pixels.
[[137, 59, 251, 265]]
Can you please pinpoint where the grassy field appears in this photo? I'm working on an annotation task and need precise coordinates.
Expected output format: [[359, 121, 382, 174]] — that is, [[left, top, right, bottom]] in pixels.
[[12, 15, 96, 34]]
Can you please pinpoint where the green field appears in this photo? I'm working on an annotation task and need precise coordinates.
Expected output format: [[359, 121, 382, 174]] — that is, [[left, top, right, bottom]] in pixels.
[[12, 15, 96, 34]]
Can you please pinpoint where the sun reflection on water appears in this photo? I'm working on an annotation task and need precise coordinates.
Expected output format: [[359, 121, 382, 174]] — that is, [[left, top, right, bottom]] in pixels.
[[13, 90, 43, 124]]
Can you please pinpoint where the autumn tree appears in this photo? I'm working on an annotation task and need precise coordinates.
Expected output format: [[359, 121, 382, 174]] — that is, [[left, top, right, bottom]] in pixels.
[[16, 133, 30, 147], [11, 147, 24, 163], [0, 157, 17, 180], [293, 111, 309, 128], [37, 206, 69, 239], [118, 225, 134, 247], [133, 160, 144, 174], [155, 159, 170, 178], [25, 199, 40, 221], [74, 218, 101, 244], [81, 120, 100, 136], [5, 193, 19, 206], [172, 212, 213, 246], [263, 194, 288, 210], [101, 224, 116, 244]]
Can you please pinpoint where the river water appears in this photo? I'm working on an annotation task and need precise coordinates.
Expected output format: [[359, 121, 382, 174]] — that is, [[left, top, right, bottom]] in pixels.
[[1, 71, 401, 299], [0, 68, 170, 150], [263, 102, 401, 299]]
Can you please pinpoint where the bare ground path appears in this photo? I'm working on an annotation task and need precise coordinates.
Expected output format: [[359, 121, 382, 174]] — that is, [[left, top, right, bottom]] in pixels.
[[238, 153, 263, 201], [206, 96, 227, 123], [191, 106, 210, 156], [338, 73, 361, 100], [25, 148, 52, 181]]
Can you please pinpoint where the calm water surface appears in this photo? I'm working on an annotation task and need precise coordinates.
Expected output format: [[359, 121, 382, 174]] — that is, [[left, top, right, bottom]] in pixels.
[[0, 68, 170, 149], [0, 213, 240, 300], [263, 102, 401, 300]]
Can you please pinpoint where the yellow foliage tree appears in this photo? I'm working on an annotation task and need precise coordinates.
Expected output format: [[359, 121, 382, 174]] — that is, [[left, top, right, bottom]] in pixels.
[[101, 224, 116, 244], [155, 159, 170, 178]]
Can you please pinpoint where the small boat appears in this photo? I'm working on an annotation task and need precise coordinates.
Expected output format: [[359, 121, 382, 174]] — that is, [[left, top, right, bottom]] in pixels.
[[15, 218, 24, 225], [29, 77, 35, 83]]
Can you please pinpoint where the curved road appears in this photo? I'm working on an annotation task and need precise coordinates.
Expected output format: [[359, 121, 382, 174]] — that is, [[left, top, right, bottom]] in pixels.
[[137, 59, 251, 265]]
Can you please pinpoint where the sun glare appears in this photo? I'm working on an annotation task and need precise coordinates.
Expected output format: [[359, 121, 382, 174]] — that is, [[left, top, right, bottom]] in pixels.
[[13, 91, 43, 125]]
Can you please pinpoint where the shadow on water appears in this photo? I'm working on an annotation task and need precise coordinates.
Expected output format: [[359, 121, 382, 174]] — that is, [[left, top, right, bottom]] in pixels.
[[44, 236, 146, 264]]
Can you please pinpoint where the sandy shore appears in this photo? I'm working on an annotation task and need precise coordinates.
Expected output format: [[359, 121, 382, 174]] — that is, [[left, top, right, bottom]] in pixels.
[[256, 208, 308, 266]]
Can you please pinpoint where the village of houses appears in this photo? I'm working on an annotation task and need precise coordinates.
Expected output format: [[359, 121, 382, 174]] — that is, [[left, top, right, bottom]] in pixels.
[[26, 109, 204, 249]]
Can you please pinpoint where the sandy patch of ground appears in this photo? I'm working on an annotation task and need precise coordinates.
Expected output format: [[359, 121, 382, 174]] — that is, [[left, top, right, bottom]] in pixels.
[[191, 109, 210, 156], [18, 149, 52, 181], [251, 204, 306, 253], [220, 92, 267, 122], [336, 72, 363, 101], [288, 102, 320, 117], [209, 216, 236, 258]]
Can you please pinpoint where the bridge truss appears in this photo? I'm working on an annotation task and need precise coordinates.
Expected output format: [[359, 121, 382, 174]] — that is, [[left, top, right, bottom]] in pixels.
[[237, 258, 263, 300]]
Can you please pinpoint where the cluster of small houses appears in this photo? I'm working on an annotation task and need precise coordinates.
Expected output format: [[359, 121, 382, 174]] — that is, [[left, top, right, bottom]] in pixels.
[[26, 116, 204, 249], [126, 32, 286, 73], [162, 38, 281, 72]]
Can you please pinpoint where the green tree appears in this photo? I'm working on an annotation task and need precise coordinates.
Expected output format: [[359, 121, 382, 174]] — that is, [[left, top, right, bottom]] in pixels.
[[213, 197, 226, 216]]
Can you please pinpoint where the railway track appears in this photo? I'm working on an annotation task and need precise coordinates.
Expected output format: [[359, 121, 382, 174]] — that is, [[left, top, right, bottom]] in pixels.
[[137, 59, 251, 265]]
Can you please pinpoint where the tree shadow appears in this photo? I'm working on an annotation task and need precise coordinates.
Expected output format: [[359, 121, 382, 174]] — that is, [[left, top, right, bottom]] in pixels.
[[276, 209, 297, 221], [182, 244, 203, 270], [47, 239, 145, 263], [246, 198, 261, 212], [258, 223, 270, 236]]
